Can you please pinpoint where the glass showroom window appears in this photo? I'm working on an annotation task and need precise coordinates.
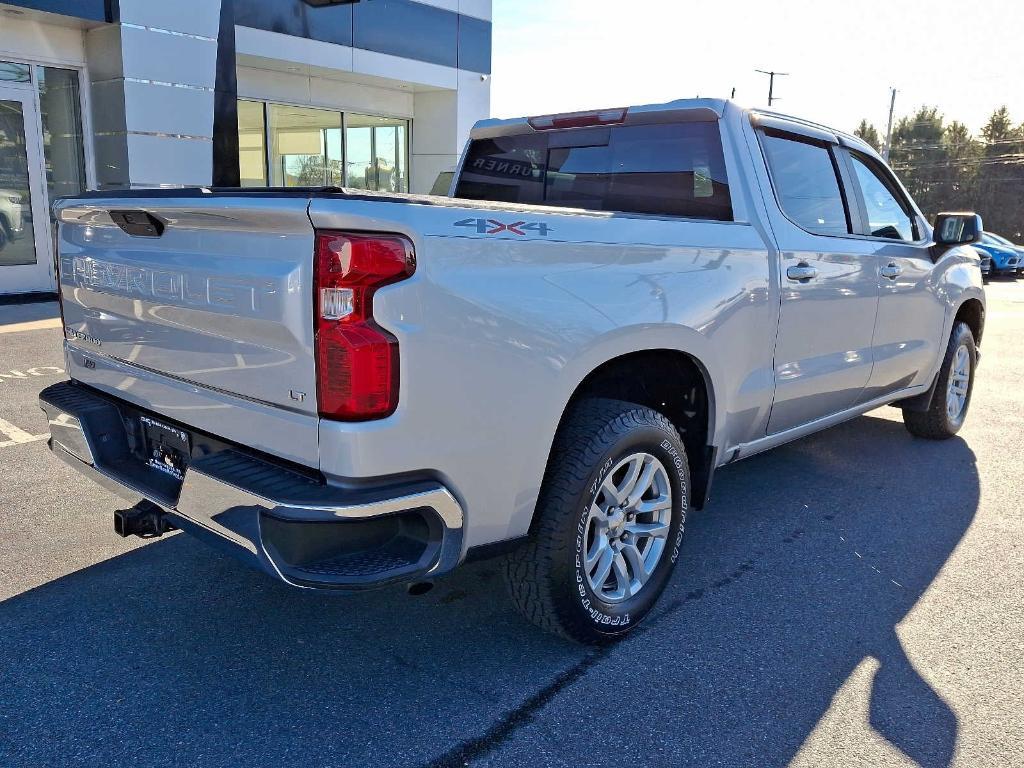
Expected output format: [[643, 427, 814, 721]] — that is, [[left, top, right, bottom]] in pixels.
[[268, 103, 343, 187], [36, 66, 87, 221], [0, 61, 31, 83], [345, 113, 408, 192], [237, 99, 267, 187], [237, 100, 410, 192], [0, 62, 86, 272]]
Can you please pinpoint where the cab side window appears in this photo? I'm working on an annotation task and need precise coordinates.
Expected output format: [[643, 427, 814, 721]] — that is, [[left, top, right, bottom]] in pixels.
[[848, 152, 917, 241], [761, 132, 850, 236]]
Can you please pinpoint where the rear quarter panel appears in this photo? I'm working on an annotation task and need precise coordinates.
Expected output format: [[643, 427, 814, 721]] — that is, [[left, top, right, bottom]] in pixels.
[[310, 197, 778, 548]]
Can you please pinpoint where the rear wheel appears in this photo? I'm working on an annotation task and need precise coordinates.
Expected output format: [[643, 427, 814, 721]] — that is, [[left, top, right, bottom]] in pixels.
[[903, 322, 977, 439], [504, 398, 689, 644]]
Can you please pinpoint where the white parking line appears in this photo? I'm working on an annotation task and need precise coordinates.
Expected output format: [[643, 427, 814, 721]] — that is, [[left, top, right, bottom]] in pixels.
[[0, 318, 63, 334], [0, 417, 48, 449], [0, 367, 65, 383]]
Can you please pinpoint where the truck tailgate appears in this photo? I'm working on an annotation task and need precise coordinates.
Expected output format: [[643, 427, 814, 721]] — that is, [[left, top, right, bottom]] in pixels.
[[56, 195, 318, 417]]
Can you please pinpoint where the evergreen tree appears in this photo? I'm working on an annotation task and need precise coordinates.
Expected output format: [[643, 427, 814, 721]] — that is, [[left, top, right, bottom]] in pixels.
[[854, 120, 881, 152], [975, 106, 1024, 239], [888, 106, 947, 217], [940, 121, 982, 212], [855, 106, 1023, 238]]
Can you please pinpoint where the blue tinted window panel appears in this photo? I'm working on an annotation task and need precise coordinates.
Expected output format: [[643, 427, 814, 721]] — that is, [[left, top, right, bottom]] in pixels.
[[354, 0, 458, 68], [234, 0, 354, 47], [458, 14, 492, 74], [3, 0, 109, 22]]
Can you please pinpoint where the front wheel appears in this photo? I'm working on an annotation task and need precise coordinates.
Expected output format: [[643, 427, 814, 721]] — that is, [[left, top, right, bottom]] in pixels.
[[903, 322, 977, 439], [504, 398, 689, 644]]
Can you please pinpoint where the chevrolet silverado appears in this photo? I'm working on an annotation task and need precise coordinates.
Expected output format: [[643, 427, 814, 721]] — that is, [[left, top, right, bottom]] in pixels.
[[40, 99, 986, 643]]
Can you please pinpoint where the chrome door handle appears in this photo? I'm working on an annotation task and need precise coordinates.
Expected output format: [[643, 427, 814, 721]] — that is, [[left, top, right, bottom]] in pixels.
[[880, 263, 903, 280], [786, 263, 818, 282]]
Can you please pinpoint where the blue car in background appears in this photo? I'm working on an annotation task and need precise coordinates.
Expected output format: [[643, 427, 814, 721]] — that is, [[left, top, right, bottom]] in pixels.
[[975, 232, 1021, 278], [982, 232, 1024, 276]]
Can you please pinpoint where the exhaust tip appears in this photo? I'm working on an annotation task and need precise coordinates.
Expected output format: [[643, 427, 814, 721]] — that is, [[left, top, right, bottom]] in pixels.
[[407, 581, 434, 596]]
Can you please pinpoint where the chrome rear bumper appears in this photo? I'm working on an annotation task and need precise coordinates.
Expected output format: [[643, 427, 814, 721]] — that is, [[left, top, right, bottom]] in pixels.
[[39, 381, 465, 589]]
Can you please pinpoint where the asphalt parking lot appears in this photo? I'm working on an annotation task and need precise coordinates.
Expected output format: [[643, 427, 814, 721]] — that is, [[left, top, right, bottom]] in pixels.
[[1, 281, 1023, 768]]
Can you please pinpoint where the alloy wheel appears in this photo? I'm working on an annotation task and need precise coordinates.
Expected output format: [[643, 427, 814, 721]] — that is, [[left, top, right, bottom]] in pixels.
[[946, 344, 971, 421], [582, 452, 673, 603]]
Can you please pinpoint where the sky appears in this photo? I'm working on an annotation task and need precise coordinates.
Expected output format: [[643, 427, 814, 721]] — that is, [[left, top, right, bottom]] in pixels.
[[490, 0, 1024, 137]]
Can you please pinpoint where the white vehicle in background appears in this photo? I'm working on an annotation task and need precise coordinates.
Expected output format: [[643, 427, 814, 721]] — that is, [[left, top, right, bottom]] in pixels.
[[0, 188, 24, 251], [967, 246, 992, 282], [429, 166, 457, 197]]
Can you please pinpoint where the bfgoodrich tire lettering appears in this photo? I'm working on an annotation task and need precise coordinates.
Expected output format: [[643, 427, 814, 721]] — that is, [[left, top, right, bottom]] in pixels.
[[505, 398, 689, 644]]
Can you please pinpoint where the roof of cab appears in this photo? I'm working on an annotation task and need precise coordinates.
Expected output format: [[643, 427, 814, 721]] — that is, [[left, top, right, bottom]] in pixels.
[[751, 106, 876, 155], [470, 98, 729, 138], [469, 97, 877, 157]]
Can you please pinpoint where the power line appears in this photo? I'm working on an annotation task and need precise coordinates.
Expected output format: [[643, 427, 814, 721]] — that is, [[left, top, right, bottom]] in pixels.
[[891, 162, 1024, 174], [891, 137, 1024, 151], [909, 177, 1024, 184], [893, 150, 1024, 161], [890, 153, 1024, 170], [870, 117, 1021, 133]]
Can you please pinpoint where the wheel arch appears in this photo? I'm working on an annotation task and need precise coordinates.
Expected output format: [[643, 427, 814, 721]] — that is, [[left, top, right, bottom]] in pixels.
[[545, 347, 720, 513], [955, 296, 985, 347], [900, 294, 985, 414]]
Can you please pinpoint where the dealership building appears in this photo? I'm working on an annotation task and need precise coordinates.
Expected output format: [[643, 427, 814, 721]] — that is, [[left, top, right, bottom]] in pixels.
[[0, 0, 492, 295]]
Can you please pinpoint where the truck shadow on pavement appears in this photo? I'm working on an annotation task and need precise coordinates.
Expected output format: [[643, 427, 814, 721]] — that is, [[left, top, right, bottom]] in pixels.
[[0, 412, 977, 768]]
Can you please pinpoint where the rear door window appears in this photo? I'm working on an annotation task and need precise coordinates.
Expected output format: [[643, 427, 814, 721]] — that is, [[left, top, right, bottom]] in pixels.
[[761, 132, 851, 236], [455, 121, 733, 221]]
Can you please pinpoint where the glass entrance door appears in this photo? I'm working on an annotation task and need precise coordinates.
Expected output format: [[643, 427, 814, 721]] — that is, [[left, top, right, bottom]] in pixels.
[[0, 82, 53, 294]]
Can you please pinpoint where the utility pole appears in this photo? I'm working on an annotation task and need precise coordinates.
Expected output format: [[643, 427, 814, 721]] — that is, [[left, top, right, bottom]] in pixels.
[[755, 69, 789, 108], [882, 87, 897, 161]]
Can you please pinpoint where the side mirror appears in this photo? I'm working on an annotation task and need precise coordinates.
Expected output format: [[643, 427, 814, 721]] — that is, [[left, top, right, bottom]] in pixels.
[[933, 212, 983, 246]]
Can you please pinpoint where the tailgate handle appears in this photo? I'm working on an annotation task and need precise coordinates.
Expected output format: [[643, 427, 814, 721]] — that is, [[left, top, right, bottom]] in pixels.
[[109, 210, 166, 238]]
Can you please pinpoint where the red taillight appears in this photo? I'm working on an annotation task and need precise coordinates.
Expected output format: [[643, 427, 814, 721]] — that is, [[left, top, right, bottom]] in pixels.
[[314, 231, 415, 421], [527, 108, 629, 131]]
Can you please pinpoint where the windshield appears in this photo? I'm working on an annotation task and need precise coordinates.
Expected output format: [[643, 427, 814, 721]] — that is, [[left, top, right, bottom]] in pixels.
[[985, 232, 1015, 247]]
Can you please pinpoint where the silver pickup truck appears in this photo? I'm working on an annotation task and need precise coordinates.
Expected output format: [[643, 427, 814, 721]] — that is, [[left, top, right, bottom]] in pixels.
[[41, 99, 986, 643]]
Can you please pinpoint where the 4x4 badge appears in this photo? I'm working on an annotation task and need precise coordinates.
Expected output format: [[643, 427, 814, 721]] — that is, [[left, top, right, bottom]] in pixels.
[[454, 218, 552, 237]]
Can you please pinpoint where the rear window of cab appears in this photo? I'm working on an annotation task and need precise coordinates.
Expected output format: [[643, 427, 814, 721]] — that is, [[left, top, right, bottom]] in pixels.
[[454, 121, 733, 221]]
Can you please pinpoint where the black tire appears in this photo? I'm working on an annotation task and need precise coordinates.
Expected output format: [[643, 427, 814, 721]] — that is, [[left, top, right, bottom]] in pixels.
[[504, 398, 689, 644], [903, 322, 977, 439]]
